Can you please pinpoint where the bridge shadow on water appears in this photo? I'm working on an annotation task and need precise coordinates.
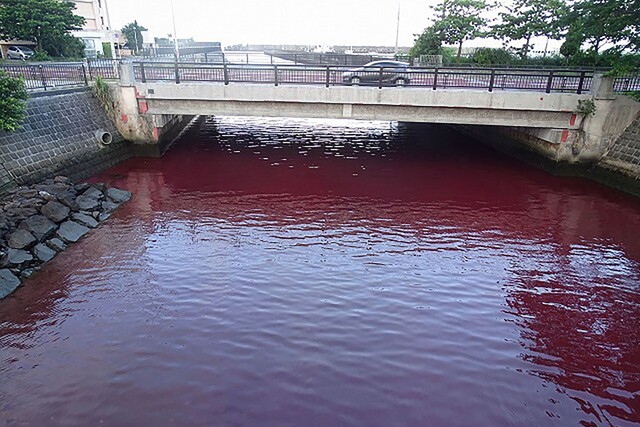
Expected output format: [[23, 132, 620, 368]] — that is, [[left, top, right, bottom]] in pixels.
[[1, 116, 639, 426]]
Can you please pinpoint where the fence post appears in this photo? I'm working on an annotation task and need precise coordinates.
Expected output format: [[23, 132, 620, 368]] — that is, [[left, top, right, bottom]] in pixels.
[[326, 66, 330, 88], [88, 60, 94, 80], [246, 53, 249, 64], [204, 52, 208, 63], [577, 71, 586, 94], [39, 65, 47, 91], [378, 67, 383, 89], [140, 62, 147, 83], [545, 71, 554, 93], [174, 58, 180, 84], [223, 62, 229, 85], [274, 64, 278, 86], [81, 63, 88, 86], [433, 67, 439, 90], [488, 69, 496, 92]]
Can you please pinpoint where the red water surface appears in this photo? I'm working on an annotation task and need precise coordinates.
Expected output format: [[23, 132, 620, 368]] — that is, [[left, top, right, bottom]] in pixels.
[[1, 117, 640, 426]]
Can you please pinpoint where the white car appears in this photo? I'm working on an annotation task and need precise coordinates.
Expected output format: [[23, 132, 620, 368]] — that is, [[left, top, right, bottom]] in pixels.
[[7, 46, 35, 60]]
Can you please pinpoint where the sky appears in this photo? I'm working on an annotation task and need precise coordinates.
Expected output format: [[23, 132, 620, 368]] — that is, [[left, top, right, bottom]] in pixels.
[[107, 0, 445, 47], [106, 0, 559, 51]]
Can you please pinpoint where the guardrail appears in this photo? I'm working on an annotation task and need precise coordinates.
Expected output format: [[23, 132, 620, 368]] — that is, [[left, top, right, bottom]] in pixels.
[[613, 73, 640, 92], [0, 59, 121, 91], [2, 60, 638, 95], [133, 62, 597, 94]]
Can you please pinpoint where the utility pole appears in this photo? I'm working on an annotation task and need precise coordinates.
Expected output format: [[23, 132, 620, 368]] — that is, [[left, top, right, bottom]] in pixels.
[[394, 2, 401, 55], [170, 0, 180, 60]]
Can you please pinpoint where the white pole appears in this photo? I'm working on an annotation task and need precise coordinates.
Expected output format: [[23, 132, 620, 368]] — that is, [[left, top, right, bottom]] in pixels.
[[394, 2, 401, 55], [170, 0, 180, 60]]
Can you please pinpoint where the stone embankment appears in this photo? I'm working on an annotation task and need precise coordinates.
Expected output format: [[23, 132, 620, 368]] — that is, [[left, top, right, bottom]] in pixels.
[[0, 176, 131, 299]]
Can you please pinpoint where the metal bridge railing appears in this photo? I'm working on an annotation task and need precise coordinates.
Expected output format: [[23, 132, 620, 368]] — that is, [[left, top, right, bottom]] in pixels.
[[133, 62, 598, 94], [0, 59, 122, 91], [2, 60, 638, 95]]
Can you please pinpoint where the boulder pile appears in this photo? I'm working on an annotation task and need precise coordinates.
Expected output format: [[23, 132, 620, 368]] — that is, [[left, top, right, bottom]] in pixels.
[[0, 176, 131, 299]]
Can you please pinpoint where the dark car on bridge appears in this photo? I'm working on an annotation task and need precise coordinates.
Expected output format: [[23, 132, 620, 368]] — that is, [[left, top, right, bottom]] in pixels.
[[342, 61, 410, 86]]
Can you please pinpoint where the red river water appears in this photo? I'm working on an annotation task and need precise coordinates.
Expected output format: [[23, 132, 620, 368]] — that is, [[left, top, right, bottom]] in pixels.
[[1, 117, 639, 426]]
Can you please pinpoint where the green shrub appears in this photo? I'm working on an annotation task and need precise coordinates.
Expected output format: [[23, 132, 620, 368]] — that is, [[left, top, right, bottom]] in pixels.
[[0, 70, 29, 132], [92, 76, 114, 115], [575, 98, 596, 116], [101, 42, 113, 59], [472, 48, 515, 65]]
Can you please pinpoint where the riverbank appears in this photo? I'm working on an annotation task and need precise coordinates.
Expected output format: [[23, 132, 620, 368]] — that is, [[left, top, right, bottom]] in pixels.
[[0, 176, 131, 299]]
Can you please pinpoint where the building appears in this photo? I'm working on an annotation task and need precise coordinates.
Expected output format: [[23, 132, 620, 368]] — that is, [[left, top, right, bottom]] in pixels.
[[70, 0, 115, 58]]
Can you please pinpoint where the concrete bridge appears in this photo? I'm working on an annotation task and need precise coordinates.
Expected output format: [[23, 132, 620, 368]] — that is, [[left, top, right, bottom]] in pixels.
[[111, 62, 640, 163]]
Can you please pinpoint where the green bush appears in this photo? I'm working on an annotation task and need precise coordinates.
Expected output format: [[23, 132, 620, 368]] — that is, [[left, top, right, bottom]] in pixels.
[[0, 70, 29, 132], [101, 42, 113, 59], [472, 48, 515, 65]]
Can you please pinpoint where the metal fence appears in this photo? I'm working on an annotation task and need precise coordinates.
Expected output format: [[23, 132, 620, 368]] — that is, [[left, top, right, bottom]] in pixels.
[[2, 59, 639, 95], [133, 62, 598, 94], [0, 59, 121, 91], [613, 73, 640, 92]]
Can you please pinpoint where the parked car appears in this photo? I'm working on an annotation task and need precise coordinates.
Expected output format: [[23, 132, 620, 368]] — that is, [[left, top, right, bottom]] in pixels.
[[7, 46, 35, 60], [342, 61, 410, 86]]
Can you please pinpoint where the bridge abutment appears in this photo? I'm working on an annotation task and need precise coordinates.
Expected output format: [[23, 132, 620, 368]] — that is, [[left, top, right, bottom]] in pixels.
[[110, 63, 194, 157]]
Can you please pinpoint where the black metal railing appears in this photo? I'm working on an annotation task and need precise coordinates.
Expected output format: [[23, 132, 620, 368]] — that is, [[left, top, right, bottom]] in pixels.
[[613, 73, 640, 92], [133, 62, 599, 94], [2, 60, 637, 95], [0, 59, 122, 91]]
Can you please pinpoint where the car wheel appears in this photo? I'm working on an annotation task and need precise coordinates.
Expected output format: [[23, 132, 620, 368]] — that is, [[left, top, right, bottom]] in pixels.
[[350, 76, 362, 86], [395, 78, 407, 87]]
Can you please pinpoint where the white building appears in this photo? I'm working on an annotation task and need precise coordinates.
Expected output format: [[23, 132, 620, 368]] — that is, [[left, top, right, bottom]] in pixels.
[[70, 0, 115, 58]]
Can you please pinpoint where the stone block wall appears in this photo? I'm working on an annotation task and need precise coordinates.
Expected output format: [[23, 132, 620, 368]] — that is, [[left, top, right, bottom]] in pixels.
[[0, 88, 133, 193], [605, 116, 640, 173]]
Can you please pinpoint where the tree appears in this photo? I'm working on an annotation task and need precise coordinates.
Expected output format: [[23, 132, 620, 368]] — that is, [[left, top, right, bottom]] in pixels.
[[409, 26, 444, 59], [571, 0, 640, 54], [431, 0, 490, 63], [0, 0, 84, 54], [491, 0, 567, 59], [121, 21, 147, 53], [0, 71, 28, 132]]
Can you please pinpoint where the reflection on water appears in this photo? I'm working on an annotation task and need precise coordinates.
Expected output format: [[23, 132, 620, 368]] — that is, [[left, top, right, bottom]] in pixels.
[[1, 117, 639, 426]]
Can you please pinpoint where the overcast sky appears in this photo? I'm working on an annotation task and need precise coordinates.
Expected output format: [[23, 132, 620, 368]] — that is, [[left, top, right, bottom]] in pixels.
[[107, 0, 445, 47], [106, 0, 561, 51]]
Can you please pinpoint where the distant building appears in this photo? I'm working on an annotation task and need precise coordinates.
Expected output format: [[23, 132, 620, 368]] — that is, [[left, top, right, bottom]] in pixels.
[[69, 0, 115, 58]]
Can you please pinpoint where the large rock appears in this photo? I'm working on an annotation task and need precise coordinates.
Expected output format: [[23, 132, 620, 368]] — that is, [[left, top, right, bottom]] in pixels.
[[7, 230, 37, 249], [41, 201, 70, 223], [58, 193, 80, 212], [74, 183, 90, 193], [83, 186, 105, 201], [36, 183, 75, 197], [33, 243, 56, 263], [75, 195, 100, 211], [106, 188, 132, 203], [56, 221, 90, 244], [0, 269, 21, 299], [19, 215, 56, 242], [1, 249, 33, 267], [46, 238, 67, 252], [72, 212, 99, 228], [101, 201, 118, 213]]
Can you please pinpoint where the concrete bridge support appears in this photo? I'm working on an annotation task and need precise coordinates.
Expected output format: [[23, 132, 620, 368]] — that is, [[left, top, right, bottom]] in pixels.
[[110, 63, 194, 156]]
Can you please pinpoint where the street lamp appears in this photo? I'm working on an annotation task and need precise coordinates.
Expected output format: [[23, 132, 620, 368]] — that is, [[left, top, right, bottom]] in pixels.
[[169, 0, 180, 60]]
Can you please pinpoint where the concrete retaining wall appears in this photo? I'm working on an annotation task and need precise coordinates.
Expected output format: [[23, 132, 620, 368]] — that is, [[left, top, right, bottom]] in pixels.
[[0, 89, 133, 193]]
